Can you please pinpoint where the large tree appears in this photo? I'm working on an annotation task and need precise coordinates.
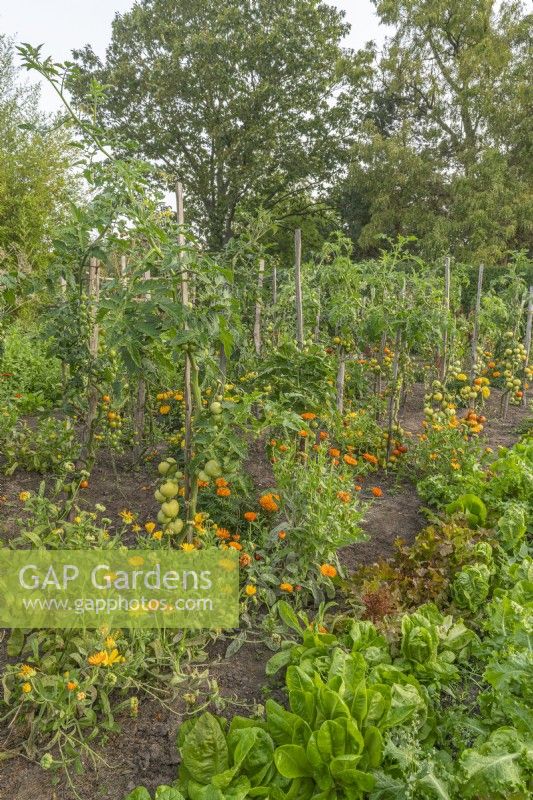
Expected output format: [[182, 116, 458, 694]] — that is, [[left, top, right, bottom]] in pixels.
[[0, 36, 72, 271], [337, 0, 532, 263], [69, 0, 366, 250]]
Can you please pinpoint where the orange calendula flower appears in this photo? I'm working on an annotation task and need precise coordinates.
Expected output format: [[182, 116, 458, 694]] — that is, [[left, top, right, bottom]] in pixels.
[[279, 582, 294, 593], [278, 530, 287, 540], [320, 564, 337, 578], [371, 487, 383, 497], [298, 429, 309, 438], [278, 444, 289, 452], [319, 431, 329, 440], [343, 454, 358, 466], [244, 512, 258, 522], [159, 405, 171, 415], [215, 477, 228, 488], [217, 487, 231, 497], [354, 485, 362, 492], [244, 584, 257, 596], [67, 681, 78, 691], [259, 493, 279, 512], [337, 490, 351, 503], [239, 553, 252, 567], [363, 453, 378, 465], [216, 527, 231, 540], [329, 447, 341, 458], [197, 480, 209, 488], [300, 412, 317, 421], [228, 541, 242, 551]]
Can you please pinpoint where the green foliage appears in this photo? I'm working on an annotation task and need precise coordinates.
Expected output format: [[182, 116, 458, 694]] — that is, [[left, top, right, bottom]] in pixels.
[[338, 0, 532, 262], [0, 36, 72, 270], [67, 0, 365, 249], [0, 322, 63, 410]]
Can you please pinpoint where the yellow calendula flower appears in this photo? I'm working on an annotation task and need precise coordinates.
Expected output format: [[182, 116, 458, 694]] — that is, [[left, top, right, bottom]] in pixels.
[[181, 542, 196, 552], [152, 530, 163, 541], [159, 404, 171, 415], [18, 491, 31, 502], [88, 649, 125, 667], [18, 664, 36, 679], [21, 682, 32, 693], [105, 636, 117, 649], [120, 510, 135, 525], [88, 650, 107, 667], [145, 521, 156, 534], [244, 585, 257, 597]]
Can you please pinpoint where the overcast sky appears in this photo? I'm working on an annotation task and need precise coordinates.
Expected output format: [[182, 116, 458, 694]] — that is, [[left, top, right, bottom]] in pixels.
[[0, 0, 387, 113]]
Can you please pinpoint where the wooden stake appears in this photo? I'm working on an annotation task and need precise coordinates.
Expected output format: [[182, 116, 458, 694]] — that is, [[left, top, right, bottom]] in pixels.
[[59, 277, 69, 392], [386, 329, 402, 461], [523, 285, 532, 408], [80, 258, 100, 459], [441, 256, 451, 380], [295, 229, 304, 349], [253, 258, 265, 356], [470, 264, 484, 382], [133, 269, 151, 459], [336, 346, 346, 414], [176, 182, 194, 542]]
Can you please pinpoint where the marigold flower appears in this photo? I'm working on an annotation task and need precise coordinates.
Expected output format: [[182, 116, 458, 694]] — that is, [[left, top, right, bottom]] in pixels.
[[244, 511, 258, 522], [215, 477, 228, 488], [159, 404, 171, 415], [197, 480, 209, 488], [343, 454, 358, 466], [259, 493, 279, 512], [88, 651, 107, 667], [216, 527, 231, 540], [298, 429, 309, 438], [363, 453, 378, 465], [244, 584, 257, 596], [354, 485, 362, 492], [228, 541, 242, 551], [239, 553, 252, 567], [329, 447, 341, 458], [21, 682, 32, 693], [300, 412, 317, 421], [217, 487, 231, 497], [278, 444, 288, 452], [279, 582, 294, 592], [371, 487, 383, 497], [337, 491, 351, 503], [18, 664, 36, 679], [320, 564, 337, 578], [319, 431, 329, 440]]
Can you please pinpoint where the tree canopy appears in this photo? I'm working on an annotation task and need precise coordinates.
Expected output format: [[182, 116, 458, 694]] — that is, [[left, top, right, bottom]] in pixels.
[[0, 36, 72, 271], [335, 0, 532, 263], [68, 0, 369, 250]]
